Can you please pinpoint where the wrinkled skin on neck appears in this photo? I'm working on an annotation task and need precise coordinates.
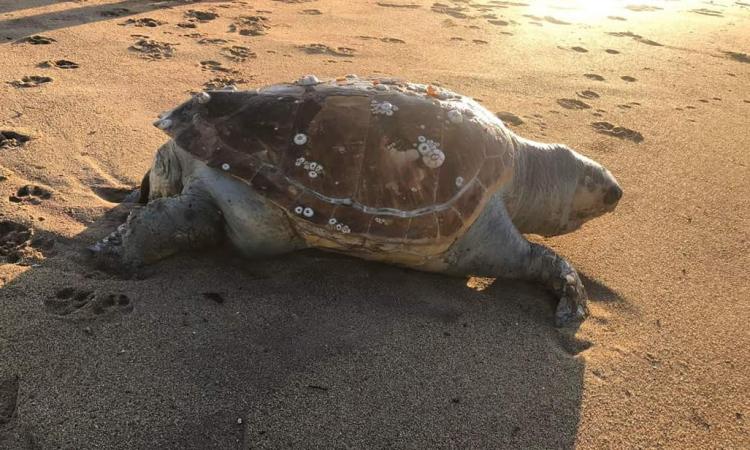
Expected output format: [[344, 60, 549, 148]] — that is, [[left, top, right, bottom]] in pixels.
[[502, 137, 622, 237]]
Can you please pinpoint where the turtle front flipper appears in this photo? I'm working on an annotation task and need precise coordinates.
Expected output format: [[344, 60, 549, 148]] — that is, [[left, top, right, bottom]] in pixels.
[[89, 184, 223, 268], [429, 191, 588, 327]]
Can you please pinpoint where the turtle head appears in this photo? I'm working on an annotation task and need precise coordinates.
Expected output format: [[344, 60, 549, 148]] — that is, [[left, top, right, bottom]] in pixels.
[[565, 149, 622, 233], [505, 141, 622, 236]]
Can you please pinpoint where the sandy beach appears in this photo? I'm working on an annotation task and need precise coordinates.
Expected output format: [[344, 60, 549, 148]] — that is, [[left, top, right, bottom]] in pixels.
[[0, 0, 748, 448]]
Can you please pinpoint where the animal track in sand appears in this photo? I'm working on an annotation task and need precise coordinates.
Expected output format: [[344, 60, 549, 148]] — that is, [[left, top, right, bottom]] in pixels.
[[9, 76, 52, 88], [9, 185, 52, 204], [496, 111, 524, 126], [376, 1, 420, 7], [557, 98, 591, 109], [186, 10, 219, 21], [298, 44, 356, 57], [577, 90, 600, 99], [621, 75, 637, 82], [45, 288, 133, 319], [591, 121, 644, 143], [221, 46, 256, 62], [605, 49, 620, 54], [203, 76, 250, 90], [200, 60, 239, 74], [300, 9, 322, 15], [584, 73, 605, 81], [473, 39, 488, 44], [272, 0, 318, 3], [488, 19, 509, 26], [617, 102, 641, 109], [38, 59, 79, 69], [15, 35, 56, 45], [571, 46, 588, 53], [129, 39, 175, 60], [119, 18, 164, 27], [0, 221, 32, 264], [608, 31, 662, 46], [608, 16, 627, 21], [229, 16, 270, 36], [178, 22, 197, 28], [690, 8, 722, 17], [0, 131, 30, 150]]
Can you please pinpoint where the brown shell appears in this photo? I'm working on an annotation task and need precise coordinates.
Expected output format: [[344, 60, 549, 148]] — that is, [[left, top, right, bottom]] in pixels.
[[160, 77, 515, 261]]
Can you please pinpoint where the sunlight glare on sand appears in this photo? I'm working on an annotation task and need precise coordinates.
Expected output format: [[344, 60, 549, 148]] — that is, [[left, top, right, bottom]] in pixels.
[[523, 0, 702, 23]]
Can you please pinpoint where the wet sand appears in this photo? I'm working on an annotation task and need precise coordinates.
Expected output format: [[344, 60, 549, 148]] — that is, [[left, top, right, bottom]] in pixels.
[[0, 0, 748, 448]]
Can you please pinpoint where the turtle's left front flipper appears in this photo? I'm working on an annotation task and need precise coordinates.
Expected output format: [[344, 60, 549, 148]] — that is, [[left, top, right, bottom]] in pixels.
[[89, 185, 223, 267]]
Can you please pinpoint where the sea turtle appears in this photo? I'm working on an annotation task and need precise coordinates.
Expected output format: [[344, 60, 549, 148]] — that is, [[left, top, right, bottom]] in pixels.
[[90, 75, 622, 326]]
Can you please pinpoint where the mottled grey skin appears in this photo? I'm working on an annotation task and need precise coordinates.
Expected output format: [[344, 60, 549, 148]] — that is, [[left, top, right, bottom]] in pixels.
[[92, 138, 621, 326]]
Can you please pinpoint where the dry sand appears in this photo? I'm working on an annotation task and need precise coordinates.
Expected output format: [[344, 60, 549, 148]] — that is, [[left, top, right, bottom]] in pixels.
[[0, 0, 748, 448]]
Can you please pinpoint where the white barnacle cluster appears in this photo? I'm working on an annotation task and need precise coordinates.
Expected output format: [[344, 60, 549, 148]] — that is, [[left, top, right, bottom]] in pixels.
[[447, 109, 463, 124], [294, 157, 324, 178], [294, 205, 314, 218], [293, 133, 308, 145], [296, 74, 320, 86], [370, 100, 398, 116], [455, 176, 464, 187], [327, 217, 351, 234], [415, 135, 446, 169]]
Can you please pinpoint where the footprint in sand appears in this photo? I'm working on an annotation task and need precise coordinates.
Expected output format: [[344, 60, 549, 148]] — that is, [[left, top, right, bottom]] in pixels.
[[200, 60, 239, 74], [608, 16, 627, 21], [45, 288, 133, 319], [129, 39, 175, 60], [197, 38, 229, 45], [584, 73, 605, 81], [0, 221, 32, 264], [376, 2, 421, 8], [577, 90, 600, 99], [626, 4, 662, 12], [621, 76, 637, 82], [571, 46, 588, 53], [300, 9, 323, 15], [9, 76, 52, 88], [0, 131, 31, 150], [357, 35, 405, 44], [608, 31, 662, 47], [432, 4, 470, 19], [9, 185, 52, 204], [450, 37, 464, 41], [203, 76, 250, 90], [557, 98, 591, 109], [473, 39, 488, 45], [229, 16, 270, 36], [605, 49, 620, 54], [591, 121, 644, 143], [496, 111, 524, 126], [15, 35, 56, 45], [119, 18, 164, 27], [488, 19, 509, 26], [690, 8, 723, 17], [38, 59, 79, 69], [186, 10, 219, 22], [298, 44, 356, 57], [178, 22, 197, 28], [221, 46, 256, 62]]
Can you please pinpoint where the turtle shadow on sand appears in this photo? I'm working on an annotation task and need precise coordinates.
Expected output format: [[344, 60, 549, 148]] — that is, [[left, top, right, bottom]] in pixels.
[[0, 0, 226, 43], [1, 198, 588, 448]]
